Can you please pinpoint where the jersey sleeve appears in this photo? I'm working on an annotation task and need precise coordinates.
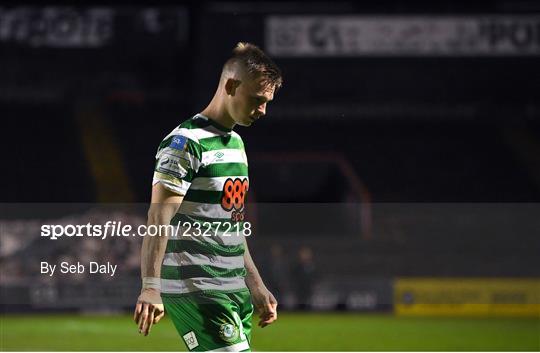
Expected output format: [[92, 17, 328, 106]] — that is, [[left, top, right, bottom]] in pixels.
[[152, 133, 202, 196]]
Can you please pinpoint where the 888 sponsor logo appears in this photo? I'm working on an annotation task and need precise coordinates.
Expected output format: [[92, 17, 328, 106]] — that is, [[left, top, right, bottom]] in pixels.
[[221, 178, 249, 221]]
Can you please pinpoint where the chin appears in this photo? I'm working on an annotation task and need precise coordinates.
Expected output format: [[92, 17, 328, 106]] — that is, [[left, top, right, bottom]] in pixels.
[[236, 118, 253, 127]]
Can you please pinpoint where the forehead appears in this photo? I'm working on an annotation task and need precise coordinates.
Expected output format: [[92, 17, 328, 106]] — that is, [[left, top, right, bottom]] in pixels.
[[244, 76, 275, 97]]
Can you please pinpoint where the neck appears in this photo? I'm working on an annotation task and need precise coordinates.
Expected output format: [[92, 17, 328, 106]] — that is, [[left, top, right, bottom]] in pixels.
[[200, 94, 235, 130]]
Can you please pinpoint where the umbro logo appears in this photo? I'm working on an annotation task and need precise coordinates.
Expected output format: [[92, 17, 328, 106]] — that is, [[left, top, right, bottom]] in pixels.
[[214, 152, 224, 158]]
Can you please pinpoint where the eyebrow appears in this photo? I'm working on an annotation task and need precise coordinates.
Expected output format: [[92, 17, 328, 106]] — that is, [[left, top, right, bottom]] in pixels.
[[254, 95, 272, 102]]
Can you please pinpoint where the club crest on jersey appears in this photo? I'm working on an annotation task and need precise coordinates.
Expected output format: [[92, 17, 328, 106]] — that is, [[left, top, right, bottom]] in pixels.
[[219, 323, 239, 343], [170, 135, 187, 150]]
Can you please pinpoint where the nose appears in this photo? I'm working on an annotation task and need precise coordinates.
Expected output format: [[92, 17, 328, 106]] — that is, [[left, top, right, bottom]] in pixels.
[[257, 103, 266, 117]]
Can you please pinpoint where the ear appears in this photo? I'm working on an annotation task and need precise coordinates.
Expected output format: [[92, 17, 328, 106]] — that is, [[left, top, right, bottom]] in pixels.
[[225, 79, 241, 96]]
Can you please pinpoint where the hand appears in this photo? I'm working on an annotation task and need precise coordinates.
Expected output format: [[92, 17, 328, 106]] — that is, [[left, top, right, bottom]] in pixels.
[[250, 286, 278, 328], [134, 288, 165, 336]]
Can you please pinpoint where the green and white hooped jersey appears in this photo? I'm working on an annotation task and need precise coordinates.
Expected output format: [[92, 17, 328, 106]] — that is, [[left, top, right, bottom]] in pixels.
[[153, 114, 250, 295]]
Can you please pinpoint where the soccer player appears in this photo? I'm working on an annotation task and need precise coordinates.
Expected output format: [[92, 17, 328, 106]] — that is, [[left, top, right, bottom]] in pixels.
[[133, 42, 283, 352]]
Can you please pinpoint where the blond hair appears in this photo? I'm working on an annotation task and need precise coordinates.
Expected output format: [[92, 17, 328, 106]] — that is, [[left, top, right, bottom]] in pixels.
[[223, 42, 283, 89]]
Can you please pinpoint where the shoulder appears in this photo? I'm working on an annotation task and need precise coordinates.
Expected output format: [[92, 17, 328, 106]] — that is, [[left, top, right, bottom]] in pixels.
[[231, 130, 243, 141], [231, 131, 245, 149], [158, 115, 218, 148], [155, 116, 206, 160], [162, 116, 208, 145]]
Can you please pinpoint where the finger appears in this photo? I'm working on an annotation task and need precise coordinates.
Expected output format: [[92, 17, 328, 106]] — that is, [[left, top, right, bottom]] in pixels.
[[145, 308, 155, 336], [133, 301, 142, 323], [154, 309, 165, 324], [260, 309, 273, 319], [270, 303, 278, 320], [260, 317, 276, 327], [138, 303, 149, 333], [260, 308, 273, 319], [259, 317, 269, 327], [259, 318, 274, 328], [263, 311, 277, 322], [258, 311, 277, 327], [255, 303, 265, 314], [265, 303, 275, 316]]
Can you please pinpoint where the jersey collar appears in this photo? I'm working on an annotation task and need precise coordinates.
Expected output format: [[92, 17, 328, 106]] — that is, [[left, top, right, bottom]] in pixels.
[[195, 114, 233, 133]]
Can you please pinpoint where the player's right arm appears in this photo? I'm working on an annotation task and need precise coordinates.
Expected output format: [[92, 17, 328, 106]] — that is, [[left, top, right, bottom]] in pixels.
[[134, 130, 201, 336], [134, 183, 183, 336]]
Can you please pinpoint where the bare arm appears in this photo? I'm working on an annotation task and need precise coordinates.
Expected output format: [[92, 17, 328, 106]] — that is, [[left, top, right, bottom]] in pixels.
[[244, 237, 278, 327], [244, 238, 265, 290], [141, 186, 183, 277], [134, 183, 183, 336]]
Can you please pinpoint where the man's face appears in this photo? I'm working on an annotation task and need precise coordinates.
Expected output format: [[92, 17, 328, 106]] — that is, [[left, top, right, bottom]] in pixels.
[[228, 76, 275, 127]]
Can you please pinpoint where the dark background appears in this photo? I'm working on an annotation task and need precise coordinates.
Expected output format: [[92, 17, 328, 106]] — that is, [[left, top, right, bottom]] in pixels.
[[2, 1, 539, 204]]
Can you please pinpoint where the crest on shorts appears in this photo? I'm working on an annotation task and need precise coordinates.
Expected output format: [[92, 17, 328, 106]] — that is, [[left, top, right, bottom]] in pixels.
[[219, 323, 239, 342]]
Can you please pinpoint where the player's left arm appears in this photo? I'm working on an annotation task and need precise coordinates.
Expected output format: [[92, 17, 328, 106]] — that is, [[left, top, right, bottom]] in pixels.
[[243, 237, 277, 327]]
